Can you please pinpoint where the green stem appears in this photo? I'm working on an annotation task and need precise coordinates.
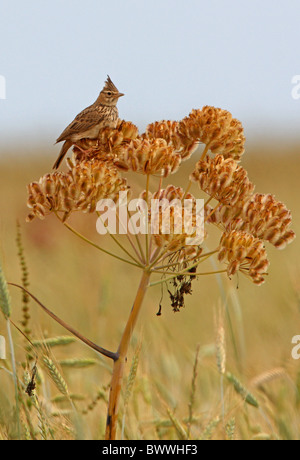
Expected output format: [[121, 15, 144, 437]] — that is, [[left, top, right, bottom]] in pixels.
[[154, 250, 218, 271], [62, 221, 143, 268], [127, 209, 146, 263], [97, 211, 142, 265], [149, 269, 227, 287]]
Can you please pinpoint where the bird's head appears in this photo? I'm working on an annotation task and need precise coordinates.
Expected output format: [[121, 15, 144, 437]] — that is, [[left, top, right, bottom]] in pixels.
[[97, 75, 124, 106]]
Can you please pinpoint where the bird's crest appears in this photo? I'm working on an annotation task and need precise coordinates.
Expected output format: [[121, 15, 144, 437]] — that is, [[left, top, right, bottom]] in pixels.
[[103, 75, 119, 93]]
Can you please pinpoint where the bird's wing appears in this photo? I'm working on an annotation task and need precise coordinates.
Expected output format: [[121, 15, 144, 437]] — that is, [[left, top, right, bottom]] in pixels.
[[56, 105, 107, 143]]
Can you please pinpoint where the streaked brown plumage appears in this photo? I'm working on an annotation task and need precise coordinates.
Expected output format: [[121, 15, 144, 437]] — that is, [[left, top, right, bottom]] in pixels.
[[53, 76, 124, 169]]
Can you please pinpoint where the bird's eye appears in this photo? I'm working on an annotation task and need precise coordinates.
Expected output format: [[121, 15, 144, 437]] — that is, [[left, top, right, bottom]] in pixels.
[[107, 91, 112, 96]]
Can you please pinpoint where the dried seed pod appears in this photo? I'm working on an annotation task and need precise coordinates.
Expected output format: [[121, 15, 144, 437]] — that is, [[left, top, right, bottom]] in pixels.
[[26, 159, 129, 221], [218, 230, 270, 285], [140, 185, 204, 255], [190, 154, 254, 207], [178, 106, 245, 161], [114, 138, 182, 177]]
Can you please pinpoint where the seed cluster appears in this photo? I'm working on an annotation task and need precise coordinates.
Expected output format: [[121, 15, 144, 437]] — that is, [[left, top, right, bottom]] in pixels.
[[190, 154, 254, 206], [206, 193, 295, 250], [218, 231, 270, 285], [177, 106, 245, 162], [231, 193, 295, 249], [145, 120, 198, 160], [27, 159, 128, 222], [26, 104, 295, 286], [140, 185, 203, 253], [114, 138, 182, 177]]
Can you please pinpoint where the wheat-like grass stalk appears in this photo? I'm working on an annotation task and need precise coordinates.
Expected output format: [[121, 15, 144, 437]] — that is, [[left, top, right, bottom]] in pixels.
[[52, 394, 86, 403], [59, 358, 97, 368], [199, 416, 221, 440], [227, 372, 259, 408], [250, 367, 287, 388], [43, 356, 69, 397], [42, 356, 84, 437], [121, 343, 141, 439], [0, 262, 21, 437], [20, 398, 36, 440], [251, 432, 273, 440], [166, 407, 188, 440], [30, 394, 50, 440], [226, 417, 236, 440], [0, 260, 11, 319], [82, 386, 109, 415], [215, 305, 226, 376], [30, 336, 76, 349], [16, 222, 31, 335], [214, 303, 226, 420], [187, 343, 200, 438], [124, 345, 141, 409], [21, 422, 32, 441]]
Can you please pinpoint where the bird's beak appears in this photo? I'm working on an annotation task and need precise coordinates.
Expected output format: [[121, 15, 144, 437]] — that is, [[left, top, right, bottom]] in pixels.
[[118, 92, 125, 98]]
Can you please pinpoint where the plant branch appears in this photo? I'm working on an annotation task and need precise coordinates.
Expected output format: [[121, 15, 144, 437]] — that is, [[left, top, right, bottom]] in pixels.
[[153, 250, 218, 271], [200, 144, 210, 161], [96, 210, 143, 265], [145, 174, 150, 264], [61, 219, 143, 269], [127, 208, 146, 263], [149, 269, 227, 287], [8, 283, 117, 361], [105, 270, 151, 440]]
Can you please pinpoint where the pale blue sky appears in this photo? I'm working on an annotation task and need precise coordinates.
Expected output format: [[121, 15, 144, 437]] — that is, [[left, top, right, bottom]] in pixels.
[[0, 0, 299, 152]]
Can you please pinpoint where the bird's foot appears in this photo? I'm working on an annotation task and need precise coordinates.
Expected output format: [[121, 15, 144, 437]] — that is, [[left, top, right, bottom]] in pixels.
[[73, 143, 98, 156]]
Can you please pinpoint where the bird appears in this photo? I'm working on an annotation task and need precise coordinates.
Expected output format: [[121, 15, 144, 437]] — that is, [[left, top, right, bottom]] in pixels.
[[53, 76, 124, 169]]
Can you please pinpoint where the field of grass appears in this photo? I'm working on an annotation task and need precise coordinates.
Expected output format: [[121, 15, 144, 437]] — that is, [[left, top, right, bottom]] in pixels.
[[0, 142, 299, 440]]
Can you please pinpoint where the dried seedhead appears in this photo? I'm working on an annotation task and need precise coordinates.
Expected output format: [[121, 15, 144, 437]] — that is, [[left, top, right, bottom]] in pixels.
[[144, 120, 199, 160], [114, 138, 182, 177], [190, 154, 254, 207], [230, 193, 296, 249], [140, 185, 204, 255], [26, 104, 295, 290], [177, 106, 246, 162], [218, 230, 270, 285], [73, 121, 139, 163], [27, 158, 129, 222], [206, 193, 296, 250]]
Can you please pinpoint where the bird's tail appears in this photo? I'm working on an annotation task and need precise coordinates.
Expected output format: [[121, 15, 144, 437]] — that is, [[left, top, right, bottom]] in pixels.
[[53, 140, 73, 169]]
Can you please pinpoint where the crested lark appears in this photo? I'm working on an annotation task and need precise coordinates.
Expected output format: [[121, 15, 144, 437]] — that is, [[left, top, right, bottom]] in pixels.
[[53, 76, 124, 169]]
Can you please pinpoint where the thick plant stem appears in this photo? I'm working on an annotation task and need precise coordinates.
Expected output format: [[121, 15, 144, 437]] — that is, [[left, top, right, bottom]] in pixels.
[[105, 270, 150, 440]]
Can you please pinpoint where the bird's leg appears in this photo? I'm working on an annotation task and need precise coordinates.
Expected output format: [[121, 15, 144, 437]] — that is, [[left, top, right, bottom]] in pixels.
[[73, 142, 97, 156]]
